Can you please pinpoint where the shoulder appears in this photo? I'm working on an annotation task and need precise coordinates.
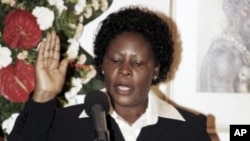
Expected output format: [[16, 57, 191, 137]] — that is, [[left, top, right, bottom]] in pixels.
[[176, 107, 207, 124], [149, 107, 210, 141], [158, 106, 208, 130]]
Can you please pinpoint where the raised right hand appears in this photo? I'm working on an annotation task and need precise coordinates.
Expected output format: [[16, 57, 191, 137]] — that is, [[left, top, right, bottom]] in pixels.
[[32, 31, 70, 102]]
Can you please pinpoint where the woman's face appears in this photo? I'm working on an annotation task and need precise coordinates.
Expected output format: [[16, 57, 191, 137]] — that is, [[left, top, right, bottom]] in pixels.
[[102, 32, 159, 108]]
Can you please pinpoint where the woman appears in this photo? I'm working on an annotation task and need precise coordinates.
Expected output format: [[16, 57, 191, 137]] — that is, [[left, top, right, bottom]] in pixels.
[[8, 6, 211, 141]]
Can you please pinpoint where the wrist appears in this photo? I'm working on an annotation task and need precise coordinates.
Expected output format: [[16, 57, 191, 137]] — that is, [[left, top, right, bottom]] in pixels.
[[32, 90, 57, 103]]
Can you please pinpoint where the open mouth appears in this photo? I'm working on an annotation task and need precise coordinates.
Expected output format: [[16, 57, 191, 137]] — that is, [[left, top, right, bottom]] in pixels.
[[114, 83, 133, 95], [117, 85, 130, 91]]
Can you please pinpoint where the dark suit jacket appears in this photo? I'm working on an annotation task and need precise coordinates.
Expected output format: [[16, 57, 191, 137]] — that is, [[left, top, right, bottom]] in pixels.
[[8, 98, 211, 141]]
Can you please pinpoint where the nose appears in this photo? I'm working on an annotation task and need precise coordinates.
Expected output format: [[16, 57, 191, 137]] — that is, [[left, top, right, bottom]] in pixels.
[[118, 62, 132, 77]]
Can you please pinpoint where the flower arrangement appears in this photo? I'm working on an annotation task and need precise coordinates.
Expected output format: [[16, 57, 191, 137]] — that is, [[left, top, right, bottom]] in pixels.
[[0, 0, 112, 135]]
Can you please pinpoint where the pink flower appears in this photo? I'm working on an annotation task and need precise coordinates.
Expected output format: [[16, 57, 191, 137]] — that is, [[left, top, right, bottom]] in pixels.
[[3, 9, 42, 49]]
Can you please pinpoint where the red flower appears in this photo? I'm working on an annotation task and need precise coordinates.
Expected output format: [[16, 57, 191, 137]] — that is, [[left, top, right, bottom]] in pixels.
[[0, 60, 35, 102], [3, 9, 42, 49]]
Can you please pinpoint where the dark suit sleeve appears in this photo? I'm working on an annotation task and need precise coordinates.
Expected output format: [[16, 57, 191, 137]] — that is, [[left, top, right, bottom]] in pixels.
[[198, 114, 211, 141], [7, 98, 57, 141]]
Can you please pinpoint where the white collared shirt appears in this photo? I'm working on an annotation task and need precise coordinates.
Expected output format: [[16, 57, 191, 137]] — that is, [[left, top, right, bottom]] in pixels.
[[79, 90, 185, 141]]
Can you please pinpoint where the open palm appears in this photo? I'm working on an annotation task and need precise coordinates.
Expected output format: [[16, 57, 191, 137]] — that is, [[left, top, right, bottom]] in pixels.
[[33, 31, 70, 102]]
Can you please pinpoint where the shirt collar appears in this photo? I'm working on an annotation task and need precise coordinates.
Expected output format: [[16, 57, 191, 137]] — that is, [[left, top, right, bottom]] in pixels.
[[79, 90, 185, 122], [147, 90, 185, 122]]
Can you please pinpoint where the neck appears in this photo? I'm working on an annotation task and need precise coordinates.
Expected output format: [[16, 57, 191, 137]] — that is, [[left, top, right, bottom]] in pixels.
[[113, 99, 148, 125]]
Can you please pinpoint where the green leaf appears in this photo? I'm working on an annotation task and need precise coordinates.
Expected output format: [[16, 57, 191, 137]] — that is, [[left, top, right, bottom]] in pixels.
[[0, 96, 24, 126]]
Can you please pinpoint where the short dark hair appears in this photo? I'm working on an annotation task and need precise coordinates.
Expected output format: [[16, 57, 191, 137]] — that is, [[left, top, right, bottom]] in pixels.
[[93, 6, 174, 85]]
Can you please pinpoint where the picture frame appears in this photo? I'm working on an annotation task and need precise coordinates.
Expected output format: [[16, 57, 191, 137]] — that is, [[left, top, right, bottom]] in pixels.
[[168, 0, 250, 134]]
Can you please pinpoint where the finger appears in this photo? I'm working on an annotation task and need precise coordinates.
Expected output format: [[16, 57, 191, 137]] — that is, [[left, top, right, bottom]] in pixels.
[[44, 33, 52, 67], [36, 41, 46, 68], [54, 34, 60, 52], [50, 30, 56, 48], [49, 36, 60, 69], [53, 35, 60, 60], [49, 31, 57, 58], [59, 58, 70, 76]]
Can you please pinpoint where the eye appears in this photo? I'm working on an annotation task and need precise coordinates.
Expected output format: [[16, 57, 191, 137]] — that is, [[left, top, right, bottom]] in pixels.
[[136, 62, 142, 66], [133, 61, 143, 67], [111, 58, 122, 64]]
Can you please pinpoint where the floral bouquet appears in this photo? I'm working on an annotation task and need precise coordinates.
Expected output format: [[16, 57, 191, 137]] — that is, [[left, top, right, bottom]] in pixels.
[[0, 0, 112, 135]]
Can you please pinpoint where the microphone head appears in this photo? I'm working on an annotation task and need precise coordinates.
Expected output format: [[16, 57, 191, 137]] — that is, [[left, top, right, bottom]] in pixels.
[[84, 90, 110, 116]]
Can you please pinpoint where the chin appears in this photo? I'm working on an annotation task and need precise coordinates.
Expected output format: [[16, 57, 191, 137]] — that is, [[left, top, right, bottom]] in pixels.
[[112, 96, 134, 107]]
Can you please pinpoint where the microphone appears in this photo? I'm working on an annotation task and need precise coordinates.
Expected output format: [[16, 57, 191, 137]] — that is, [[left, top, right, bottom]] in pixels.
[[84, 90, 110, 141]]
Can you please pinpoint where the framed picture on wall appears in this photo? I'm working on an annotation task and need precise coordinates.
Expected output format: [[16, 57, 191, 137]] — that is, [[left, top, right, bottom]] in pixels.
[[169, 0, 250, 134]]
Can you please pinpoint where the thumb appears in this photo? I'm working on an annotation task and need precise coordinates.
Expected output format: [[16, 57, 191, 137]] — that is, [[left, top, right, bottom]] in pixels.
[[59, 58, 71, 75]]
